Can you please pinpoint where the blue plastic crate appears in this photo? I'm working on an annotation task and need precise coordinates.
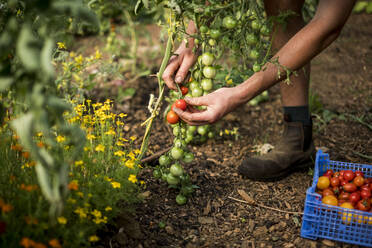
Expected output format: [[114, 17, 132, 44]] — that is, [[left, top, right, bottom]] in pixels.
[[301, 150, 372, 247]]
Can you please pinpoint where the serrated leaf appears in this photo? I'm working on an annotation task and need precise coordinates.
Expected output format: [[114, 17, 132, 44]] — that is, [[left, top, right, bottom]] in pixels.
[[41, 38, 55, 77], [0, 77, 13, 91], [16, 25, 40, 71]]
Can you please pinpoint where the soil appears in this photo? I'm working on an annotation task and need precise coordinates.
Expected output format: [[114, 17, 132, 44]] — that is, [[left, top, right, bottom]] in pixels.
[[94, 13, 371, 248]]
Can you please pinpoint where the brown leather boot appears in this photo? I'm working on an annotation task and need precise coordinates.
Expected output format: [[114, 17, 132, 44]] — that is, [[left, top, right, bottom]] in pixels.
[[238, 121, 316, 180]]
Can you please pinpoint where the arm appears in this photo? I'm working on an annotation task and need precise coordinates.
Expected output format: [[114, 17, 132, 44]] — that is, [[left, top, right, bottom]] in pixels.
[[174, 0, 356, 125]]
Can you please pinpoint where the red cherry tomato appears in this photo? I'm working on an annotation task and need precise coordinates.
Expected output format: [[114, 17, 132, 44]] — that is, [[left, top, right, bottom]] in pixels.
[[332, 186, 341, 195], [355, 171, 364, 177], [361, 184, 370, 191], [360, 188, 371, 199], [343, 170, 355, 182], [323, 169, 333, 178], [340, 180, 347, 186], [180, 86, 188, 96], [343, 183, 357, 193], [330, 177, 340, 187], [349, 192, 361, 205], [339, 192, 350, 201], [167, 110, 179, 124], [322, 188, 335, 197], [353, 176, 365, 187], [356, 199, 371, 211], [340, 170, 345, 177], [174, 99, 187, 111], [333, 172, 340, 178]]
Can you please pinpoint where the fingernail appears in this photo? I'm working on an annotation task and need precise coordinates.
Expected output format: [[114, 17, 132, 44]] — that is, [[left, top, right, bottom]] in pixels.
[[175, 76, 182, 83]]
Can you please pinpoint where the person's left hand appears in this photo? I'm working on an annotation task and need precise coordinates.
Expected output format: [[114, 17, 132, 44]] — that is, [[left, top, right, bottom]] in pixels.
[[172, 87, 239, 126]]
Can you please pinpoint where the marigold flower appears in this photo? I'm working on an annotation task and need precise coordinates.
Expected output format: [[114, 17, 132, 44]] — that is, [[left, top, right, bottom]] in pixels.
[[124, 160, 135, 169], [49, 239, 62, 248], [33, 242, 47, 248], [57, 42, 66, 49], [57, 216, 67, 225], [95, 144, 105, 152], [74, 160, 84, 166], [74, 207, 87, 218], [89, 235, 99, 242], [114, 150, 125, 157], [11, 144, 23, 151], [68, 180, 79, 191], [56, 135, 65, 143], [105, 129, 116, 135], [24, 216, 38, 225], [1, 203, 13, 213], [128, 174, 138, 184], [95, 49, 102, 60], [91, 209, 102, 218], [20, 237, 35, 248], [130, 136, 136, 141], [111, 181, 121, 188], [105, 206, 112, 211], [118, 113, 127, 118]]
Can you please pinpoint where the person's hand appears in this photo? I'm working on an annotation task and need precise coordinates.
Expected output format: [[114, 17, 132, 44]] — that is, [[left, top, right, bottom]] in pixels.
[[172, 87, 239, 125], [162, 43, 197, 90]]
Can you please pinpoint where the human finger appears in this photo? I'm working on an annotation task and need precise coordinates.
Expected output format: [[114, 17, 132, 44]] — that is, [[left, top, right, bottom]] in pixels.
[[175, 54, 196, 84], [162, 56, 180, 89]]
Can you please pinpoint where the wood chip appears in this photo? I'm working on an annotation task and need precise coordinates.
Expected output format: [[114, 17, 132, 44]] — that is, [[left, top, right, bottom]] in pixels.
[[237, 189, 255, 205], [198, 217, 214, 224]]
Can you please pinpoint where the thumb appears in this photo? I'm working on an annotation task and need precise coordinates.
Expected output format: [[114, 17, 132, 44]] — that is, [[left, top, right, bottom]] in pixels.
[[185, 96, 209, 106]]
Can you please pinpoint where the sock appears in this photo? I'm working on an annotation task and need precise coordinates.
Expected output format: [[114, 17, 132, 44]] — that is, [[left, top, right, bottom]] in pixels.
[[283, 105, 312, 125]]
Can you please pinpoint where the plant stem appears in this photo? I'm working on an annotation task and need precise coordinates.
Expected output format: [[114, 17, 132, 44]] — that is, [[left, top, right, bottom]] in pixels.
[[138, 34, 174, 160]]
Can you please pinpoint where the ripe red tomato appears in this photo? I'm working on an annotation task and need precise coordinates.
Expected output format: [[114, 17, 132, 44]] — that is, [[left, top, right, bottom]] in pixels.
[[323, 169, 333, 178], [333, 171, 340, 178], [339, 192, 350, 201], [340, 180, 347, 186], [356, 199, 371, 211], [174, 99, 187, 111], [332, 186, 341, 195], [330, 177, 340, 187], [360, 188, 371, 199], [343, 183, 357, 193], [167, 110, 179, 124], [322, 188, 335, 197], [180, 86, 188, 96], [349, 192, 361, 205], [353, 176, 365, 187], [361, 184, 370, 191], [355, 171, 364, 177], [343, 170, 355, 182]]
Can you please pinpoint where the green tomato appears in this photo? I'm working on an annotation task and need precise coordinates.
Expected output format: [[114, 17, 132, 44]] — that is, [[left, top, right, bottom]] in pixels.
[[193, 70, 201, 79], [153, 169, 161, 179], [172, 126, 180, 136], [161, 173, 168, 182], [175, 194, 187, 205], [249, 49, 259, 60], [159, 155, 171, 166], [201, 52, 214, 66], [170, 163, 184, 176], [202, 66, 216, 79], [210, 29, 221, 39], [246, 33, 258, 46], [199, 25, 208, 33], [251, 20, 261, 30], [194, 38, 200, 45], [187, 125, 197, 133], [223, 16, 237, 29], [183, 152, 194, 163], [253, 63, 261, 72], [201, 78, 213, 91], [174, 139, 186, 148], [181, 185, 194, 195], [192, 87, 203, 97], [197, 125, 208, 136], [260, 25, 270, 36], [171, 147, 184, 160], [208, 39, 216, 46], [185, 93, 193, 98], [189, 81, 199, 91], [185, 134, 193, 144], [166, 173, 180, 185], [207, 131, 215, 139], [249, 98, 258, 106]]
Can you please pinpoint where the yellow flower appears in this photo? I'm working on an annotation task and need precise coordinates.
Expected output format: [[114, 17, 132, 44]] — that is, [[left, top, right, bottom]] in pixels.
[[93, 216, 107, 224], [86, 134, 96, 140], [57, 216, 67, 225], [105, 129, 116, 135], [134, 149, 140, 154], [114, 150, 125, 157], [74, 55, 84, 65], [224, 129, 230, 135], [91, 209, 102, 218], [67, 198, 76, 204], [74, 207, 87, 218], [56, 135, 65, 143], [75, 160, 83, 166], [95, 144, 105, 152], [36, 132, 43, 137], [104, 176, 112, 182], [111, 181, 121, 188], [89, 235, 100, 242], [130, 136, 136, 141], [128, 174, 138, 184], [124, 160, 135, 169], [69, 51, 76, 58], [57, 42, 66, 49], [95, 49, 102, 60], [118, 113, 127, 118], [128, 152, 136, 160], [76, 191, 84, 198], [105, 206, 112, 211], [116, 141, 125, 147]]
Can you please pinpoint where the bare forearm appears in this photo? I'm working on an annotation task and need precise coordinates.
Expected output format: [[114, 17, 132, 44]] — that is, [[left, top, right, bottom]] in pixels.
[[233, 0, 355, 105]]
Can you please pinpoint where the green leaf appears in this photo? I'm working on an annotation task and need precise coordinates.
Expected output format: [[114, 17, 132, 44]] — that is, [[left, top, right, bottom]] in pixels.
[[16, 25, 41, 71], [0, 77, 13, 91], [47, 96, 71, 115], [135, 0, 142, 15], [77, 7, 100, 27], [41, 38, 55, 77], [35, 162, 54, 202], [11, 113, 35, 151]]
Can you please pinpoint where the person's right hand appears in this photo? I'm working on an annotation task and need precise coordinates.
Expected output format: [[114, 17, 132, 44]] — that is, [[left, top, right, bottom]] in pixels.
[[162, 43, 197, 90]]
